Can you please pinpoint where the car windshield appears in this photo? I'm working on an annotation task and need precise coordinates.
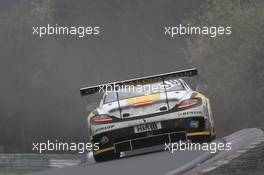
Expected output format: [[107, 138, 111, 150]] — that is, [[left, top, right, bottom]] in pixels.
[[104, 79, 185, 103]]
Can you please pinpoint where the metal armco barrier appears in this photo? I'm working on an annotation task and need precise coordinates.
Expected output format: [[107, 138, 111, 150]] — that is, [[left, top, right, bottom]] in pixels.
[[0, 154, 84, 168]]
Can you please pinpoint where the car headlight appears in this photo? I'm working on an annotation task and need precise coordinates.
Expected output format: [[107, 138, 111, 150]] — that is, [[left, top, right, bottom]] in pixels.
[[177, 98, 200, 110], [91, 115, 113, 124]]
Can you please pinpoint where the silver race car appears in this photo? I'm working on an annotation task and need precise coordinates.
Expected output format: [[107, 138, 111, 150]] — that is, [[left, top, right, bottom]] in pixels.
[[80, 68, 216, 162]]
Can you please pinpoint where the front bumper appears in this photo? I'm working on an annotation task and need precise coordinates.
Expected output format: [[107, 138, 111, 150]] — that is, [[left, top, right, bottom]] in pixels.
[[93, 116, 210, 155]]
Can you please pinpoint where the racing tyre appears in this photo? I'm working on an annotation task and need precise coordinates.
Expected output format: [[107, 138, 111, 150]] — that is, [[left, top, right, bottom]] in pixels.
[[93, 151, 120, 162]]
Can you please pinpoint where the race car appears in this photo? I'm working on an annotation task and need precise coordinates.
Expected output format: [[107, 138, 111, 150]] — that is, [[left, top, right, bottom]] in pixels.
[[80, 68, 216, 162]]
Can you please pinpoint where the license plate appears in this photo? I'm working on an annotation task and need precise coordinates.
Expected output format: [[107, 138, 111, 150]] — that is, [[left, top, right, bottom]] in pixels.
[[134, 122, 162, 133]]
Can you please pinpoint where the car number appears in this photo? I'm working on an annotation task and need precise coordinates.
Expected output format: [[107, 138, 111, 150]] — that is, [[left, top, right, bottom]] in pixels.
[[134, 122, 162, 133]]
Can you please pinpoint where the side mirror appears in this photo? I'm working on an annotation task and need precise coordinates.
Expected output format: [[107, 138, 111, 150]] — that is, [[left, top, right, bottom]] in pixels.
[[195, 84, 208, 94]]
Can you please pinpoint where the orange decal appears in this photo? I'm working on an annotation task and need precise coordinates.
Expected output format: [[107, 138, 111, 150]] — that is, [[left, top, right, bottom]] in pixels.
[[126, 94, 160, 106]]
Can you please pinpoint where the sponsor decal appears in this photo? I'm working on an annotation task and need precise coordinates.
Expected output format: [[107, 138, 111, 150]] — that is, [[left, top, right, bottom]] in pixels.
[[190, 120, 199, 128], [126, 94, 160, 105], [178, 111, 202, 116], [95, 125, 115, 133], [195, 93, 204, 99], [100, 136, 110, 145]]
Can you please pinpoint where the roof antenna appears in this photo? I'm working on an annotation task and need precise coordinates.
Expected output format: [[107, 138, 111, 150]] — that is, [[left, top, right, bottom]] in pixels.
[[115, 89, 122, 118], [162, 77, 170, 110]]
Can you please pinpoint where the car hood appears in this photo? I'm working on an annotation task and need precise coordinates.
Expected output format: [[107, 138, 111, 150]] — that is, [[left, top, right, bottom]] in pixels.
[[97, 90, 192, 118]]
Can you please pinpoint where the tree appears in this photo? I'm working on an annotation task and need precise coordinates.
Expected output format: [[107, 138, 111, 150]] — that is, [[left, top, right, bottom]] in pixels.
[[184, 0, 264, 136]]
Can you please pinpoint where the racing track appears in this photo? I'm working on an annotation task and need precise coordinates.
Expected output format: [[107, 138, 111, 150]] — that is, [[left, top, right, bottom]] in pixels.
[[33, 128, 264, 175], [33, 147, 206, 175]]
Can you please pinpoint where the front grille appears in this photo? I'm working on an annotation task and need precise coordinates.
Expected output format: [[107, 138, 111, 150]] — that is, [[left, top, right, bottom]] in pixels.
[[93, 117, 205, 149], [114, 126, 185, 143], [132, 134, 169, 149], [114, 131, 186, 153]]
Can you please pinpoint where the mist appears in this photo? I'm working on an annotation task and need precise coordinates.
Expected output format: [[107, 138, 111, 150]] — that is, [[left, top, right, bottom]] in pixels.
[[1, 0, 263, 153]]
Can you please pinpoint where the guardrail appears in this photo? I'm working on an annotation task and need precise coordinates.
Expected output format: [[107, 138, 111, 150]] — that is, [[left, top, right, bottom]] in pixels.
[[0, 154, 85, 168]]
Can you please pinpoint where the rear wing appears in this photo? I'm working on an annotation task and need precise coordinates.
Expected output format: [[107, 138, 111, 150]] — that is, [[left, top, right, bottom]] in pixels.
[[80, 68, 198, 96]]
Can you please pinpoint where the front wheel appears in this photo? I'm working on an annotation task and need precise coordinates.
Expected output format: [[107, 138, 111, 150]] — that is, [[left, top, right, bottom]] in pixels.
[[93, 150, 120, 162]]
